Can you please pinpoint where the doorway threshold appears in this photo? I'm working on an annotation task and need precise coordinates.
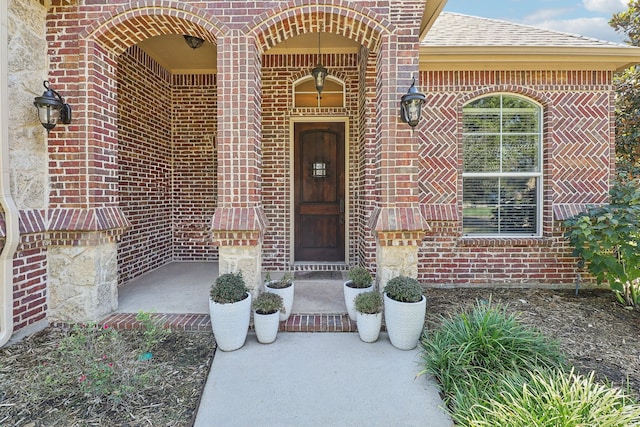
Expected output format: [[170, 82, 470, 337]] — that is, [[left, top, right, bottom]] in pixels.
[[292, 262, 349, 273]]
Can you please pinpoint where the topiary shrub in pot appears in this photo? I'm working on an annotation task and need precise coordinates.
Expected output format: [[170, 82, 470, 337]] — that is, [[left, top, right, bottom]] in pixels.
[[343, 266, 374, 321], [209, 272, 251, 351], [252, 292, 285, 344], [264, 272, 294, 321], [383, 276, 426, 350], [354, 291, 383, 343]]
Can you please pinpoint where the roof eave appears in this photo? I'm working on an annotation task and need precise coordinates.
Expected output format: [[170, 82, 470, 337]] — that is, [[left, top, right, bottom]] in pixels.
[[419, 46, 640, 72], [420, 0, 449, 40]]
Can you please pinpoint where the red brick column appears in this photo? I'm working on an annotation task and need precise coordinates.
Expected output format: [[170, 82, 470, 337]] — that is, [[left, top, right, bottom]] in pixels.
[[211, 32, 267, 289], [369, 33, 428, 286]]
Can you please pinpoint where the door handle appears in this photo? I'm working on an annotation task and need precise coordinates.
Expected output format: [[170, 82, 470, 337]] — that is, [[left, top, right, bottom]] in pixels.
[[339, 199, 345, 224]]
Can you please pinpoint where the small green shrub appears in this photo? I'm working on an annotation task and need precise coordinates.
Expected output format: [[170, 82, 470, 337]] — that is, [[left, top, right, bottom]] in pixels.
[[354, 291, 383, 314], [564, 176, 640, 307], [252, 292, 285, 315], [384, 276, 423, 303], [265, 271, 293, 289], [31, 323, 162, 414], [135, 311, 170, 353], [420, 301, 565, 405], [453, 368, 640, 427], [210, 272, 248, 303], [347, 266, 373, 288]]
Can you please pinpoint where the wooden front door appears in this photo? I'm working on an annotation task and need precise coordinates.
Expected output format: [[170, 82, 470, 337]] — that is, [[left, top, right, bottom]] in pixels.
[[294, 122, 345, 261]]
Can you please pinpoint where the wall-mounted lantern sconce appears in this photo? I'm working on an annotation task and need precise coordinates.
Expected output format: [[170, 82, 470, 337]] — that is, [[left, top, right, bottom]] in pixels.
[[33, 80, 72, 134], [311, 31, 328, 95], [183, 35, 204, 49], [400, 76, 426, 128]]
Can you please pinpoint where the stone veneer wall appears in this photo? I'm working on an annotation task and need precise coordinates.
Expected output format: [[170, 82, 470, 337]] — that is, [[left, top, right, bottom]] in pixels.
[[416, 69, 612, 285], [7, 0, 49, 331]]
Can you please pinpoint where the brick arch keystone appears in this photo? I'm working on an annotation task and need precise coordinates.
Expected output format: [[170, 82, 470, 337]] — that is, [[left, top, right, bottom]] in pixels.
[[245, 1, 393, 54], [83, 1, 229, 55]]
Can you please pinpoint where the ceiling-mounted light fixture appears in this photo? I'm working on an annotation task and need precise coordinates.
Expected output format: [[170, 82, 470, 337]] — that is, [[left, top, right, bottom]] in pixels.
[[183, 35, 204, 49], [311, 30, 328, 95], [33, 80, 72, 134], [400, 76, 426, 128]]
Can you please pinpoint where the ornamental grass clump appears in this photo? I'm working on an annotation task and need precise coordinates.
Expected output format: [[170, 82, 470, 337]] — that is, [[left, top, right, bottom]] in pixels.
[[453, 368, 640, 427], [420, 301, 565, 408]]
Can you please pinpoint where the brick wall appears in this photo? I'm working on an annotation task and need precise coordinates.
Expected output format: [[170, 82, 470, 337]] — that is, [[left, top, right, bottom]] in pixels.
[[261, 53, 366, 269], [416, 70, 613, 285], [117, 46, 173, 285], [172, 74, 218, 261]]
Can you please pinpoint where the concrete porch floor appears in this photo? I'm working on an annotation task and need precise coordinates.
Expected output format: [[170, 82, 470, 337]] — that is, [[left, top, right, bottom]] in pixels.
[[115, 261, 348, 315], [102, 262, 355, 332]]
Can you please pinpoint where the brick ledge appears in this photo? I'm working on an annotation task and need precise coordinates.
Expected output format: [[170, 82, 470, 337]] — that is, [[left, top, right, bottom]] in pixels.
[[54, 313, 372, 333]]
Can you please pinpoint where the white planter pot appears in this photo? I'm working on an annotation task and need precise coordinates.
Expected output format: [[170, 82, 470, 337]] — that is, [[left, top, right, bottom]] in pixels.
[[383, 293, 426, 350], [265, 281, 294, 321], [209, 292, 251, 352], [343, 281, 374, 321], [356, 311, 383, 343], [253, 310, 281, 344]]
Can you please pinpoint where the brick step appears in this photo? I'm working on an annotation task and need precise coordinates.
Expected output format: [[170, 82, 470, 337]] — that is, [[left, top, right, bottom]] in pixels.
[[90, 313, 382, 333]]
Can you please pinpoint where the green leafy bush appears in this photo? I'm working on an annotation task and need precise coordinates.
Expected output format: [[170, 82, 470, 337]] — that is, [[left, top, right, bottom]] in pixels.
[[252, 292, 285, 315], [453, 368, 640, 427], [135, 310, 170, 353], [265, 271, 293, 289], [210, 272, 249, 303], [347, 266, 373, 288], [384, 276, 423, 303], [420, 301, 565, 406], [354, 291, 383, 314], [31, 323, 162, 414], [564, 177, 640, 307]]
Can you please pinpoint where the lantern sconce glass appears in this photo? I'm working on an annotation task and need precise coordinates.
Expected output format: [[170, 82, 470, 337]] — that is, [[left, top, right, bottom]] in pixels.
[[311, 30, 328, 95], [33, 80, 72, 134], [400, 76, 426, 128], [183, 35, 205, 49]]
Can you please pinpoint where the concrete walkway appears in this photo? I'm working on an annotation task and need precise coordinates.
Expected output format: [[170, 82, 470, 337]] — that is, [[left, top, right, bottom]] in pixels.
[[194, 332, 453, 427], [116, 263, 453, 426]]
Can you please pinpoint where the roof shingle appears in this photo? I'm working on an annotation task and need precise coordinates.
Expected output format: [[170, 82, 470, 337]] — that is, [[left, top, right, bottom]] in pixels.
[[423, 12, 631, 49]]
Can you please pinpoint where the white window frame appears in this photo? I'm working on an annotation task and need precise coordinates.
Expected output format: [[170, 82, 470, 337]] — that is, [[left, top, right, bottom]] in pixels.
[[461, 93, 543, 238]]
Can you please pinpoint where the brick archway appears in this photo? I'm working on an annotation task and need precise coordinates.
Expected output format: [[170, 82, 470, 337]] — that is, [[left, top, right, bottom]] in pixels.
[[246, 2, 392, 54]]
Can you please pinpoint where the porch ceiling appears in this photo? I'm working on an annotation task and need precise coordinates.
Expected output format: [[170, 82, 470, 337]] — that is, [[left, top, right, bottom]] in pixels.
[[137, 33, 359, 75]]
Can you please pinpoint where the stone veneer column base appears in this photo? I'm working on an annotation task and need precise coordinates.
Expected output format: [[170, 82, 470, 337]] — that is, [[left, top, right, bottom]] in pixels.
[[218, 244, 262, 294], [376, 244, 420, 289], [48, 242, 118, 323]]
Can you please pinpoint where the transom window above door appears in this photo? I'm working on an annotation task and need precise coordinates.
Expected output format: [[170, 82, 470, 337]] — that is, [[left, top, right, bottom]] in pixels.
[[293, 76, 344, 108], [462, 94, 543, 237]]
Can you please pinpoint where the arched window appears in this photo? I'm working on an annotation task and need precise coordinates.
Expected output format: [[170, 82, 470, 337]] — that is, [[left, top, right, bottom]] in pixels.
[[462, 94, 542, 236], [293, 76, 344, 108]]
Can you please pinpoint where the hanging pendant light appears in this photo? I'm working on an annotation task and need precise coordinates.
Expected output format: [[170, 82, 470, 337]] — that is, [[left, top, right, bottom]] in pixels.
[[183, 35, 204, 50], [311, 30, 328, 95]]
